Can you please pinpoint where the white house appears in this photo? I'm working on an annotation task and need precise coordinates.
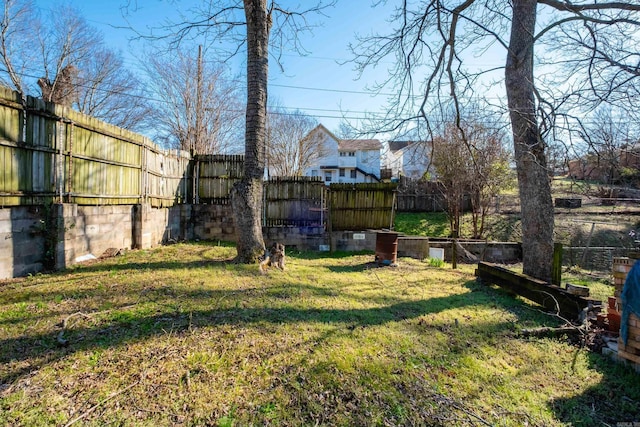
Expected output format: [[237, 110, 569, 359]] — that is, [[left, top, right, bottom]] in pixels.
[[387, 140, 434, 180], [303, 124, 382, 184]]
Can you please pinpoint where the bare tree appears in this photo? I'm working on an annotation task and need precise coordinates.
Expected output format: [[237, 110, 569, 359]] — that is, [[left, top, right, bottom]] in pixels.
[[0, 0, 150, 131], [464, 120, 514, 239], [144, 47, 244, 154], [431, 112, 513, 239], [266, 105, 321, 176], [137, 0, 335, 262], [351, 1, 640, 281], [576, 106, 637, 185], [0, 0, 40, 103], [432, 128, 470, 237], [75, 48, 153, 132]]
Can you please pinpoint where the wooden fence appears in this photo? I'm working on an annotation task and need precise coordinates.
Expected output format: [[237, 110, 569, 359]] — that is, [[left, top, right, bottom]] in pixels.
[[395, 177, 472, 212], [0, 86, 397, 230], [329, 183, 397, 231], [196, 155, 244, 204], [264, 177, 326, 227], [1, 87, 54, 205], [0, 88, 195, 208]]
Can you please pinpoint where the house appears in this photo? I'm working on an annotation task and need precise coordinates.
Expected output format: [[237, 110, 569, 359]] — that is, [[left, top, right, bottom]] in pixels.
[[302, 124, 382, 184], [387, 140, 434, 180], [568, 143, 640, 183]]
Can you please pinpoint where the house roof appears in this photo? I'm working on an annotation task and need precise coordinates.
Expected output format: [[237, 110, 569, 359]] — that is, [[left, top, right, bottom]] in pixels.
[[388, 140, 429, 154], [339, 138, 382, 151], [304, 124, 382, 152], [388, 141, 413, 153]]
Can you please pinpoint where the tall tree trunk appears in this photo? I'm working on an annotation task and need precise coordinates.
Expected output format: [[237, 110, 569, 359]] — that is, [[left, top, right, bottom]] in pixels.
[[231, 0, 271, 263], [505, 0, 554, 282]]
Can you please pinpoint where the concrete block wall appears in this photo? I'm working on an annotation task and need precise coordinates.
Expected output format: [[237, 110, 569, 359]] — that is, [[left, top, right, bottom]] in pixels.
[[398, 236, 430, 260], [6, 202, 626, 280], [428, 240, 522, 263], [134, 204, 187, 249], [563, 246, 628, 271], [56, 204, 135, 269], [331, 231, 377, 252], [192, 204, 236, 242], [463, 241, 522, 263], [264, 226, 327, 251], [0, 206, 47, 279]]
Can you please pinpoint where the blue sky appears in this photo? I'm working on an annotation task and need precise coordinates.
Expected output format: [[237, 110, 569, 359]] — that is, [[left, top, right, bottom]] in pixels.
[[32, 1, 507, 137]]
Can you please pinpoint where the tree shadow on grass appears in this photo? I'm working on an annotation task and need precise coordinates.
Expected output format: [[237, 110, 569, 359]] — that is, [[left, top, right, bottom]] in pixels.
[[467, 279, 640, 425], [549, 351, 640, 425], [2, 292, 486, 385], [325, 262, 379, 273]]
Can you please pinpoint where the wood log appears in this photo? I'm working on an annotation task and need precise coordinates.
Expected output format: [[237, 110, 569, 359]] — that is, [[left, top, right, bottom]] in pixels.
[[475, 262, 594, 320]]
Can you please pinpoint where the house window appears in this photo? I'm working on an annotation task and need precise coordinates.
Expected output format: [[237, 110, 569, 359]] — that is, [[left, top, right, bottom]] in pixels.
[[339, 168, 345, 177], [348, 152, 355, 157], [340, 152, 346, 157], [325, 171, 332, 182], [350, 169, 357, 179]]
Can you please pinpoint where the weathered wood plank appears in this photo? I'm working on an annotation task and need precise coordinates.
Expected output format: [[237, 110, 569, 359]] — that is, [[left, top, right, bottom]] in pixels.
[[475, 262, 593, 320]]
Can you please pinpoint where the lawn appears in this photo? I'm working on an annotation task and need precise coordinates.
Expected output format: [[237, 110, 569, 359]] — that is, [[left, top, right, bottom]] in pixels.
[[1, 242, 639, 426]]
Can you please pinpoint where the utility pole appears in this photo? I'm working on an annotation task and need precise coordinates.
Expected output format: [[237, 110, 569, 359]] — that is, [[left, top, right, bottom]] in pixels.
[[194, 44, 203, 156]]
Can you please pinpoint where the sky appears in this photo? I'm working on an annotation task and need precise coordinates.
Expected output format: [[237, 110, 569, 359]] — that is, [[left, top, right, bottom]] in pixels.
[[31, 0, 507, 139]]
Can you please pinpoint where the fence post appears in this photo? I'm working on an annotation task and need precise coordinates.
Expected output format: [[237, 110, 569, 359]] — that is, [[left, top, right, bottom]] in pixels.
[[451, 230, 458, 269], [552, 242, 563, 286], [327, 186, 333, 252]]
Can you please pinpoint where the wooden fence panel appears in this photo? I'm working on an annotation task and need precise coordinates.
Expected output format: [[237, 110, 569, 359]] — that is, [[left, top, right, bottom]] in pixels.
[[264, 176, 326, 227], [197, 155, 244, 204], [329, 183, 397, 231], [68, 120, 142, 205], [0, 86, 22, 142], [0, 93, 57, 205], [145, 146, 191, 207], [396, 194, 446, 212]]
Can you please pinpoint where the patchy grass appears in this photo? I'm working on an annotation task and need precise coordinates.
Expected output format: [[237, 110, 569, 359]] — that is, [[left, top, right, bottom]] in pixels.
[[561, 267, 616, 303], [394, 212, 451, 237], [1, 242, 639, 426]]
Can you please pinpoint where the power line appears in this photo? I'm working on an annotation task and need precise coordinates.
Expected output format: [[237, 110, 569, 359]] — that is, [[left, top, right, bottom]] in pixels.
[[4, 65, 634, 126], [0, 67, 391, 120]]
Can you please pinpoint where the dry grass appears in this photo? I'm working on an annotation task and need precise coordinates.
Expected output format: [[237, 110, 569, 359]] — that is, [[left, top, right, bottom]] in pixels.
[[1, 242, 639, 426]]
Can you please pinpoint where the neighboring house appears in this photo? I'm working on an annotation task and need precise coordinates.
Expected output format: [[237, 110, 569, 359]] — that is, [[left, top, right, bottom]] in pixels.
[[568, 143, 640, 182], [387, 140, 434, 180], [303, 124, 382, 184]]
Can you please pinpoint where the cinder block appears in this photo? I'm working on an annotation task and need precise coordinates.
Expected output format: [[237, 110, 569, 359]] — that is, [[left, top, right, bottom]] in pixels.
[[0, 219, 12, 234], [141, 232, 153, 249], [13, 262, 43, 277], [61, 204, 78, 218], [84, 224, 100, 237]]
